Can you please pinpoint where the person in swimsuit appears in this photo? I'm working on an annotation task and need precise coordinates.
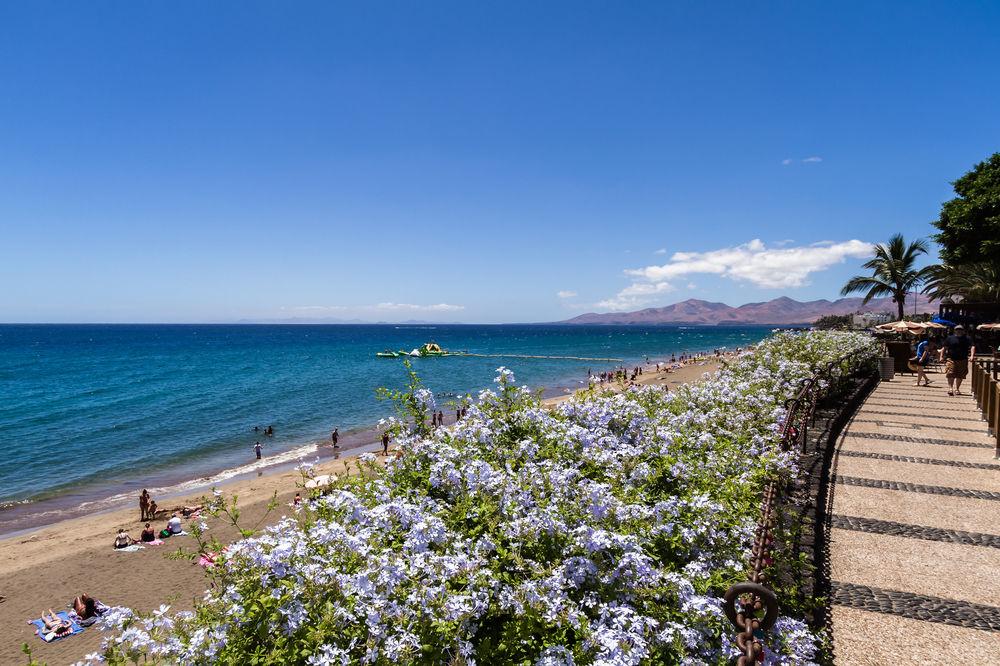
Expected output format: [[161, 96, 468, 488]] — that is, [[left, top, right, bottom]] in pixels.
[[331, 428, 339, 448], [39, 609, 73, 640], [113, 528, 134, 549], [381, 432, 390, 455], [140, 523, 156, 542], [73, 594, 99, 620], [139, 489, 150, 521]]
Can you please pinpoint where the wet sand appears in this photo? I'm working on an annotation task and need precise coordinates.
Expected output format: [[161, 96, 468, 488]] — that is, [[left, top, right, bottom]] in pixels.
[[0, 358, 720, 665]]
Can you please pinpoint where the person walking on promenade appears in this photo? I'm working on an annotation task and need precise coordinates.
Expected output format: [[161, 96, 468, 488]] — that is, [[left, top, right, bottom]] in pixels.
[[909, 336, 933, 387], [331, 428, 339, 449], [381, 432, 390, 456], [253, 441, 263, 460], [943, 325, 975, 396]]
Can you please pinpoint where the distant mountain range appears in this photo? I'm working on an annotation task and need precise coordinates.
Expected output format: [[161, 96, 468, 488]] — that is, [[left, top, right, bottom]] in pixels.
[[559, 295, 936, 326]]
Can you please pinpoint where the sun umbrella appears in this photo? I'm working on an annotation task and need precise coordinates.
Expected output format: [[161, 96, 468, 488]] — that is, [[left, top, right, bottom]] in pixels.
[[876, 320, 925, 332], [977, 323, 1000, 331], [931, 316, 957, 326]]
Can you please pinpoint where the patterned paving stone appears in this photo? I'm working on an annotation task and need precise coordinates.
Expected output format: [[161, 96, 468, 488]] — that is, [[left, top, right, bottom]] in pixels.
[[831, 486, 999, 534], [843, 430, 992, 449], [837, 449, 1000, 471], [834, 456, 1000, 492], [836, 437, 996, 464], [849, 419, 991, 434], [828, 381, 1000, 661], [830, 530, 1000, 607], [831, 515, 1000, 549], [855, 409, 985, 424], [832, 582, 1000, 632], [831, 606, 1000, 665], [835, 475, 1000, 501]]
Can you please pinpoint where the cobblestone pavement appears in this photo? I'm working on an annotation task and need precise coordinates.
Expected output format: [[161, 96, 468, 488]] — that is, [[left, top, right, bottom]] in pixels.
[[829, 375, 1000, 664]]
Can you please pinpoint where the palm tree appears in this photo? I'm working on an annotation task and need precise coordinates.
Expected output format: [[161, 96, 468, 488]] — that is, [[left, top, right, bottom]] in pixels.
[[840, 234, 932, 320], [922, 262, 1000, 303]]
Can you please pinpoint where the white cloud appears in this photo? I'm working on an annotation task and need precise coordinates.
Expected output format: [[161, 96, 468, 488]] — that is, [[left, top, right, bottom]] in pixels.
[[288, 302, 464, 313], [596, 239, 872, 311], [596, 281, 675, 311], [783, 156, 823, 165], [654, 248, 668, 255], [686, 282, 697, 290], [556, 290, 577, 299]]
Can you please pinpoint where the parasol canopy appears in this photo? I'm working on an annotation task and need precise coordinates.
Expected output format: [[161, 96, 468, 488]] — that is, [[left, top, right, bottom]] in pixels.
[[876, 320, 927, 333], [977, 323, 1000, 331]]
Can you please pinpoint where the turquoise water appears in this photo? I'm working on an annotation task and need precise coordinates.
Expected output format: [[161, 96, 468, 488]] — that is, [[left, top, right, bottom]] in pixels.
[[0, 324, 772, 533]]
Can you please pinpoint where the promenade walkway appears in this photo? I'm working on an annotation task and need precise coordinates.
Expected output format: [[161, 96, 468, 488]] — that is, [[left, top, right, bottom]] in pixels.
[[828, 378, 1000, 663]]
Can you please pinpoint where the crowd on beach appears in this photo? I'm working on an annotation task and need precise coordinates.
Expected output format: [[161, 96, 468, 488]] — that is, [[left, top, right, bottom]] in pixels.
[[589, 347, 743, 387], [22, 491, 207, 645]]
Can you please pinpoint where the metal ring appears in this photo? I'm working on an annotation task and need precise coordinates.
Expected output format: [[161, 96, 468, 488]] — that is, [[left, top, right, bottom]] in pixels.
[[722, 582, 779, 631]]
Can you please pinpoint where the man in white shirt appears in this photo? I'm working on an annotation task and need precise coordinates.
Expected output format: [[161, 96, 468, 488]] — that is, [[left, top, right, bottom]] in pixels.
[[167, 513, 182, 534]]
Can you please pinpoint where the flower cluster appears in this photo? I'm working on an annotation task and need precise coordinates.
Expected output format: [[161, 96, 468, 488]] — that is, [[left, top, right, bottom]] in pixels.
[[89, 331, 877, 666]]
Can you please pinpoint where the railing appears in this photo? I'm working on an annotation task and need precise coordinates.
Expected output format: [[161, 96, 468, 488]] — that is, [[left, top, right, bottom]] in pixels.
[[969, 356, 1000, 460], [722, 347, 875, 665]]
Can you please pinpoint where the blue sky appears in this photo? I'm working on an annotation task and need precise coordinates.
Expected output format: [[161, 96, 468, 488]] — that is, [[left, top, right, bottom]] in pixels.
[[2, 1, 998, 323]]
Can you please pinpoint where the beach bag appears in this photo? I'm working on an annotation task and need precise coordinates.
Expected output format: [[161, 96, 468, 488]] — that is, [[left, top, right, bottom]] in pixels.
[[159, 529, 172, 539]]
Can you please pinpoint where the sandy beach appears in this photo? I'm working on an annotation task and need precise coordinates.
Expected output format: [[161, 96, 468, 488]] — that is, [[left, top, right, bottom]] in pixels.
[[0, 358, 719, 665]]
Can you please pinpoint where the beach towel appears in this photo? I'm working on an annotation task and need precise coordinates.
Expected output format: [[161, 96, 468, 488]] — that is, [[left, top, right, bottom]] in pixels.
[[115, 544, 145, 552], [29, 612, 83, 642], [146, 538, 165, 546]]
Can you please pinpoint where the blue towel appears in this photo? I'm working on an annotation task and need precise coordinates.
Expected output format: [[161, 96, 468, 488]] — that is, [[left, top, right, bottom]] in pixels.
[[29, 611, 83, 642]]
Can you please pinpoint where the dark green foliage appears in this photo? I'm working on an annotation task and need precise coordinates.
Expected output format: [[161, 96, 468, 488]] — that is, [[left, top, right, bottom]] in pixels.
[[932, 152, 1000, 267]]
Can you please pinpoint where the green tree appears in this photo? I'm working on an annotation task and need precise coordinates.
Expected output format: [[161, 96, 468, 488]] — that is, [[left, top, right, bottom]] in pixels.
[[840, 234, 932, 320], [932, 152, 1000, 266], [813, 314, 853, 330], [922, 261, 1000, 303]]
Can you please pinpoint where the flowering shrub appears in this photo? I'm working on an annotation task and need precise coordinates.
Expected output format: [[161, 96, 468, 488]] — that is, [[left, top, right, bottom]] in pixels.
[[88, 331, 878, 666]]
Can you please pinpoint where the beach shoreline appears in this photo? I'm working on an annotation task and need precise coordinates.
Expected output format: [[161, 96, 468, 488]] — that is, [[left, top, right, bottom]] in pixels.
[[0, 357, 722, 665], [0, 343, 737, 539]]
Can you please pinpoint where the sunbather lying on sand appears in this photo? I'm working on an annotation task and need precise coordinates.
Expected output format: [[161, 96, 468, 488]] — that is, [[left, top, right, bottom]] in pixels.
[[39, 609, 73, 640], [73, 594, 99, 620]]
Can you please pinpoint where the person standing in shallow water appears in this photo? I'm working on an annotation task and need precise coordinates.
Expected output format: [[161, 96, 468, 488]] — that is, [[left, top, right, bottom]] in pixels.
[[381, 432, 389, 455], [253, 441, 262, 460], [331, 428, 339, 448]]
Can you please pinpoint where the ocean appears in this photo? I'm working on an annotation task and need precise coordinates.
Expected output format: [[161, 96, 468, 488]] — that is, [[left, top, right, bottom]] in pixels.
[[0, 324, 774, 534]]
